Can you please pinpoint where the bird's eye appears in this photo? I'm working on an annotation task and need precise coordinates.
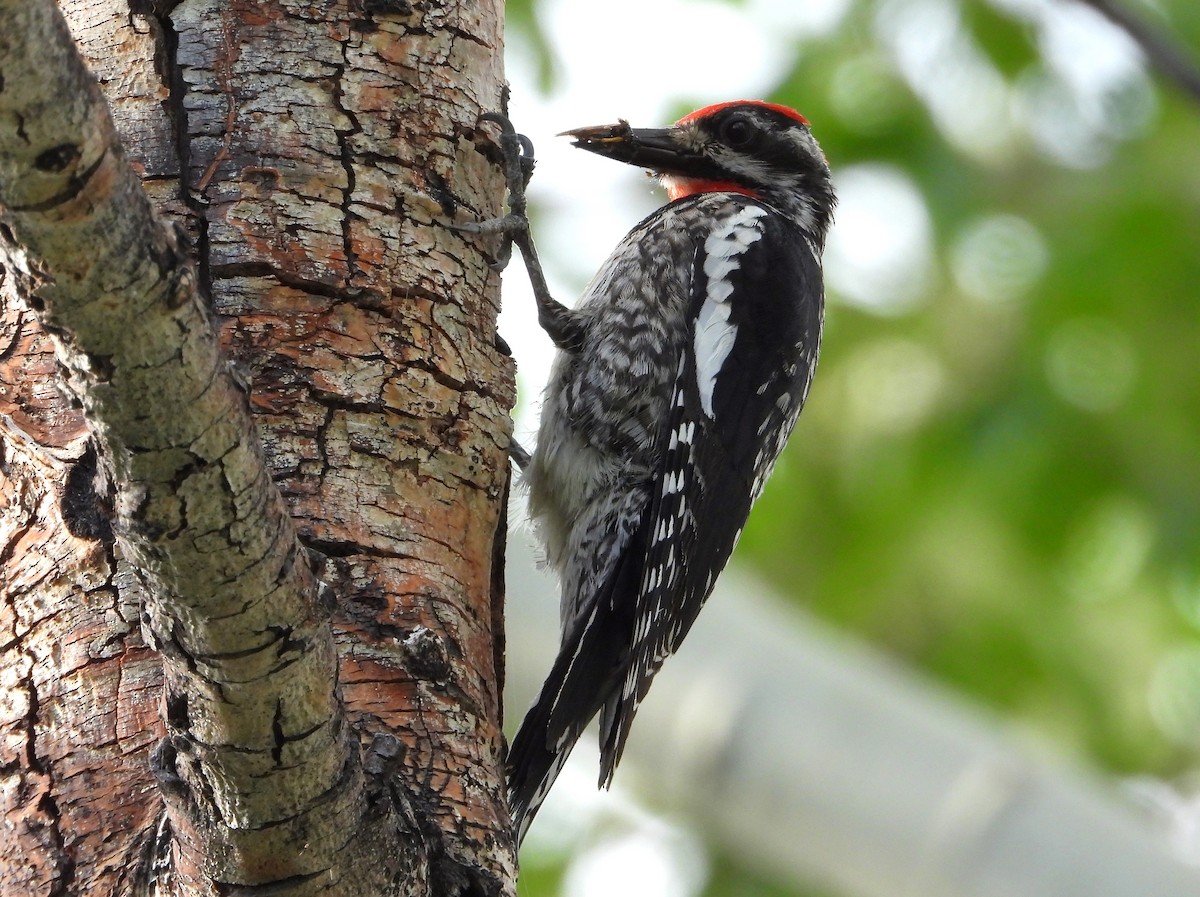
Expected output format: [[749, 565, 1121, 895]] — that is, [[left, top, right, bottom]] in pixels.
[[720, 116, 755, 148]]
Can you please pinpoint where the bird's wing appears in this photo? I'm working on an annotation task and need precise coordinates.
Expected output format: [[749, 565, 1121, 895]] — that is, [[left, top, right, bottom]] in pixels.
[[597, 205, 824, 784]]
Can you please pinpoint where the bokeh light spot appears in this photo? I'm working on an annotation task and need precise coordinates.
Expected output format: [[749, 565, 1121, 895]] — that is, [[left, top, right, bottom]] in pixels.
[[824, 164, 935, 314], [844, 338, 946, 433], [952, 213, 1048, 305], [1060, 494, 1154, 602], [829, 52, 906, 134], [1149, 648, 1200, 747], [1044, 318, 1136, 412], [563, 828, 708, 897]]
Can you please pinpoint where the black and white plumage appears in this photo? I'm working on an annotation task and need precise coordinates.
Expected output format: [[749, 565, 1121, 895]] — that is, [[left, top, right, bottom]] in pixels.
[[505, 101, 835, 843]]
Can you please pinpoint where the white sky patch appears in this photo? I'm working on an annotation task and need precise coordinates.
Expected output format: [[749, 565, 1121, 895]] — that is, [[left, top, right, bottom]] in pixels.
[[879, 0, 1153, 169], [877, 0, 1018, 164], [994, 0, 1155, 167], [988, 0, 1143, 94], [563, 826, 709, 897], [746, 0, 852, 39], [823, 164, 935, 315], [1018, 73, 1108, 168], [541, 0, 788, 109], [1035, 0, 1142, 94]]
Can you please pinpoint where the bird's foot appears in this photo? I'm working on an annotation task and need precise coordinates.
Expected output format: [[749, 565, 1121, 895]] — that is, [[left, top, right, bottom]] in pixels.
[[450, 113, 537, 270]]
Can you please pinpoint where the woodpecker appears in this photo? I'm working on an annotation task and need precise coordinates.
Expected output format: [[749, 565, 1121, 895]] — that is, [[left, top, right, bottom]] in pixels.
[[499, 100, 835, 843]]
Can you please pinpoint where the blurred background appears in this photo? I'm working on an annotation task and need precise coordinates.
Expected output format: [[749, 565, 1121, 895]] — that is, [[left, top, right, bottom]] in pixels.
[[494, 0, 1200, 894]]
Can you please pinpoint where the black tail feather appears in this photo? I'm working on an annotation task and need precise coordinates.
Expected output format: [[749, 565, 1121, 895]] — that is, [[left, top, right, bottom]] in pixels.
[[506, 543, 643, 843], [505, 672, 576, 844]]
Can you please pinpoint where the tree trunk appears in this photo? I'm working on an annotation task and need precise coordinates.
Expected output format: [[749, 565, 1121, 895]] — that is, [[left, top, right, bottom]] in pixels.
[[0, 1, 515, 895]]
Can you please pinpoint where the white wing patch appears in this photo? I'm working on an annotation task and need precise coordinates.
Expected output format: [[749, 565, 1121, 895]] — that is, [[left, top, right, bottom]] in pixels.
[[694, 205, 768, 417]]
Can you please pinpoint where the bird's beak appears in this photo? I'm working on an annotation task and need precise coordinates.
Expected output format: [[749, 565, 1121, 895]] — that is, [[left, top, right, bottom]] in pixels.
[[560, 121, 698, 175]]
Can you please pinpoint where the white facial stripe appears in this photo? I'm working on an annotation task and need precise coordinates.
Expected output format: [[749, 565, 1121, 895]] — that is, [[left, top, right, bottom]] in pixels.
[[694, 205, 767, 417], [712, 152, 775, 186]]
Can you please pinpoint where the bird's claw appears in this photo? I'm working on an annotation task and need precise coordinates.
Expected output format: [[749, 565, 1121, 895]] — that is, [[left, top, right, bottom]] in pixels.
[[450, 113, 539, 270], [480, 112, 537, 205], [457, 112, 568, 344]]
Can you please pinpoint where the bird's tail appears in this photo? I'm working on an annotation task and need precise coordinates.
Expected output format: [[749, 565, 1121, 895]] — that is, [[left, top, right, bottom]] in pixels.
[[507, 609, 604, 842], [507, 530, 644, 843], [505, 670, 582, 845]]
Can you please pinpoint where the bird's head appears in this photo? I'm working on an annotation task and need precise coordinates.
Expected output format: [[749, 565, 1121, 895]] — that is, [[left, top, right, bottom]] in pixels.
[[562, 100, 835, 241]]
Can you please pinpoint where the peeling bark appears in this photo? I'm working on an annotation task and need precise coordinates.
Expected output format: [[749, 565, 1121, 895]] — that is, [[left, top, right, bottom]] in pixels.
[[1, 0, 515, 895]]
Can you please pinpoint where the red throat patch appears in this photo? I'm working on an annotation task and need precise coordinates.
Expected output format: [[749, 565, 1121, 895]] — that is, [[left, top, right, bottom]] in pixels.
[[661, 175, 762, 202]]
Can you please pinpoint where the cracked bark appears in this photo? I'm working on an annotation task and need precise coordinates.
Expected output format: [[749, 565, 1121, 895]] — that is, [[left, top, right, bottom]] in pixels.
[[0, 0, 515, 895]]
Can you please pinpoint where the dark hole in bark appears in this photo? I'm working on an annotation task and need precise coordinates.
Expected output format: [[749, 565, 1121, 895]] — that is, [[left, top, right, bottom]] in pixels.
[[61, 442, 114, 544], [34, 143, 81, 174]]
